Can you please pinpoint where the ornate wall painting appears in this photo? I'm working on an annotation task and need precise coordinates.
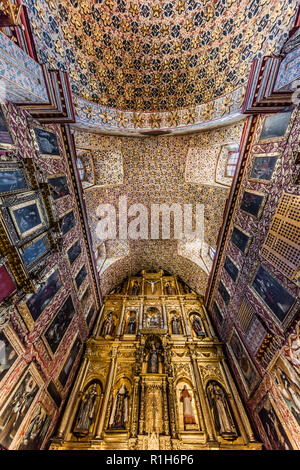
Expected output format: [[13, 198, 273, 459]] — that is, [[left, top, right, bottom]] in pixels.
[[43, 295, 76, 355], [218, 281, 231, 305], [240, 190, 267, 219], [256, 394, 294, 450], [270, 355, 300, 429], [80, 286, 90, 307], [17, 404, 52, 450], [67, 240, 82, 266], [75, 265, 87, 290], [0, 330, 18, 383], [249, 154, 279, 183], [0, 106, 14, 151], [47, 175, 70, 201], [0, 265, 16, 302], [25, 269, 62, 323], [58, 337, 82, 388], [259, 112, 292, 142], [176, 381, 199, 432], [0, 368, 40, 448], [212, 301, 223, 325], [230, 226, 252, 254], [251, 265, 296, 326], [20, 235, 50, 268], [228, 329, 261, 397], [8, 196, 47, 241], [224, 256, 239, 282], [33, 127, 60, 158], [59, 210, 75, 235], [47, 381, 62, 408], [0, 166, 28, 195]]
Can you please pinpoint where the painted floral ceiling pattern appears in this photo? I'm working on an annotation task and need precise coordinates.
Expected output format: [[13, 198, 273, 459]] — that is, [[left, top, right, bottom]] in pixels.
[[24, 0, 298, 113], [75, 121, 244, 295]]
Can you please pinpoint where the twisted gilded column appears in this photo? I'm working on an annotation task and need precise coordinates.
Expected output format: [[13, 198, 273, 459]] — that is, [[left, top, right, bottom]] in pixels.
[[189, 349, 215, 442], [162, 377, 169, 435], [94, 347, 118, 439], [130, 376, 140, 438], [139, 377, 146, 435], [221, 360, 256, 442], [56, 355, 90, 439], [167, 377, 178, 438]]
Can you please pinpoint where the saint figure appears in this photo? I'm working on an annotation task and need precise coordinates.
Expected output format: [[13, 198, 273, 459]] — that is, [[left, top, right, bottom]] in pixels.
[[165, 282, 174, 295], [192, 316, 205, 337], [126, 313, 136, 335], [207, 382, 237, 439], [132, 281, 139, 296], [109, 383, 129, 429], [148, 344, 159, 373], [74, 383, 98, 436], [103, 312, 115, 337], [171, 314, 181, 334], [180, 385, 196, 426]]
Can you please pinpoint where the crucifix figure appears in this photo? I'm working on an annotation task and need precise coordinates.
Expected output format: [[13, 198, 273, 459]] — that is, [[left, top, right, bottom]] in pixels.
[[145, 279, 160, 295]]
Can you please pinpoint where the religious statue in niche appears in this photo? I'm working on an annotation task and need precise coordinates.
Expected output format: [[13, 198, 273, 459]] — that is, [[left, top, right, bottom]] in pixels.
[[180, 385, 197, 430], [126, 312, 136, 335], [145, 308, 161, 329], [73, 383, 99, 437], [207, 381, 238, 440], [131, 281, 140, 296], [109, 383, 129, 429], [191, 315, 206, 337], [165, 281, 174, 295], [102, 312, 116, 337], [147, 343, 159, 373], [171, 313, 181, 334]]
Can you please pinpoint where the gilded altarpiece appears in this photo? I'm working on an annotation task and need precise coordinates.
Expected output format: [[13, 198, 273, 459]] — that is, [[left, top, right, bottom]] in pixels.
[[50, 271, 261, 451]]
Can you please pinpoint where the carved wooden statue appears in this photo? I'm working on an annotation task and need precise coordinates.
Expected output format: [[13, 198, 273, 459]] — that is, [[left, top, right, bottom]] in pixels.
[[109, 383, 129, 429], [73, 384, 98, 436], [207, 381, 237, 440]]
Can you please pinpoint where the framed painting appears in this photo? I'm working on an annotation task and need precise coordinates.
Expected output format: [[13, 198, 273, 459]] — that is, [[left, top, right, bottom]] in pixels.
[[58, 337, 82, 388], [0, 164, 28, 195], [25, 269, 62, 322], [86, 304, 95, 326], [48, 175, 70, 201], [47, 381, 62, 408], [43, 295, 75, 355], [249, 154, 278, 183], [230, 226, 252, 254], [8, 196, 47, 240], [271, 355, 300, 428], [251, 265, 295, 325], [75, 265, 87, 289], [0, 330, 18, 383], [212, 301, 223, 325], [0, 265, 16, 302], [218, 281, 231, 305], [20, 235, 50, 269], [224, 256, 239, 282], [80, 286, 90, 306], [228, 329, 260, 396], [259, 111, 292, 143], [256, 394, 294, 450], [240, 190, 267, 219], [67, 240, 81, 265], [0, 106, 14, 151], [0, 368, 40, 448], [60, 210, 75, 235], [18, 404, 52, 450], [33, 127, 60, 158]]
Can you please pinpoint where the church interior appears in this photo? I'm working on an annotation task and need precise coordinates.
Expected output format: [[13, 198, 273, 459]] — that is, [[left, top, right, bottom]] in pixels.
[[0, 0, 299, 451]]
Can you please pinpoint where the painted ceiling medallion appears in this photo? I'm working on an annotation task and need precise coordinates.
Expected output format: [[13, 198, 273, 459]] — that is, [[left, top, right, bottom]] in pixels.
[[23, 0, 298, 113]]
